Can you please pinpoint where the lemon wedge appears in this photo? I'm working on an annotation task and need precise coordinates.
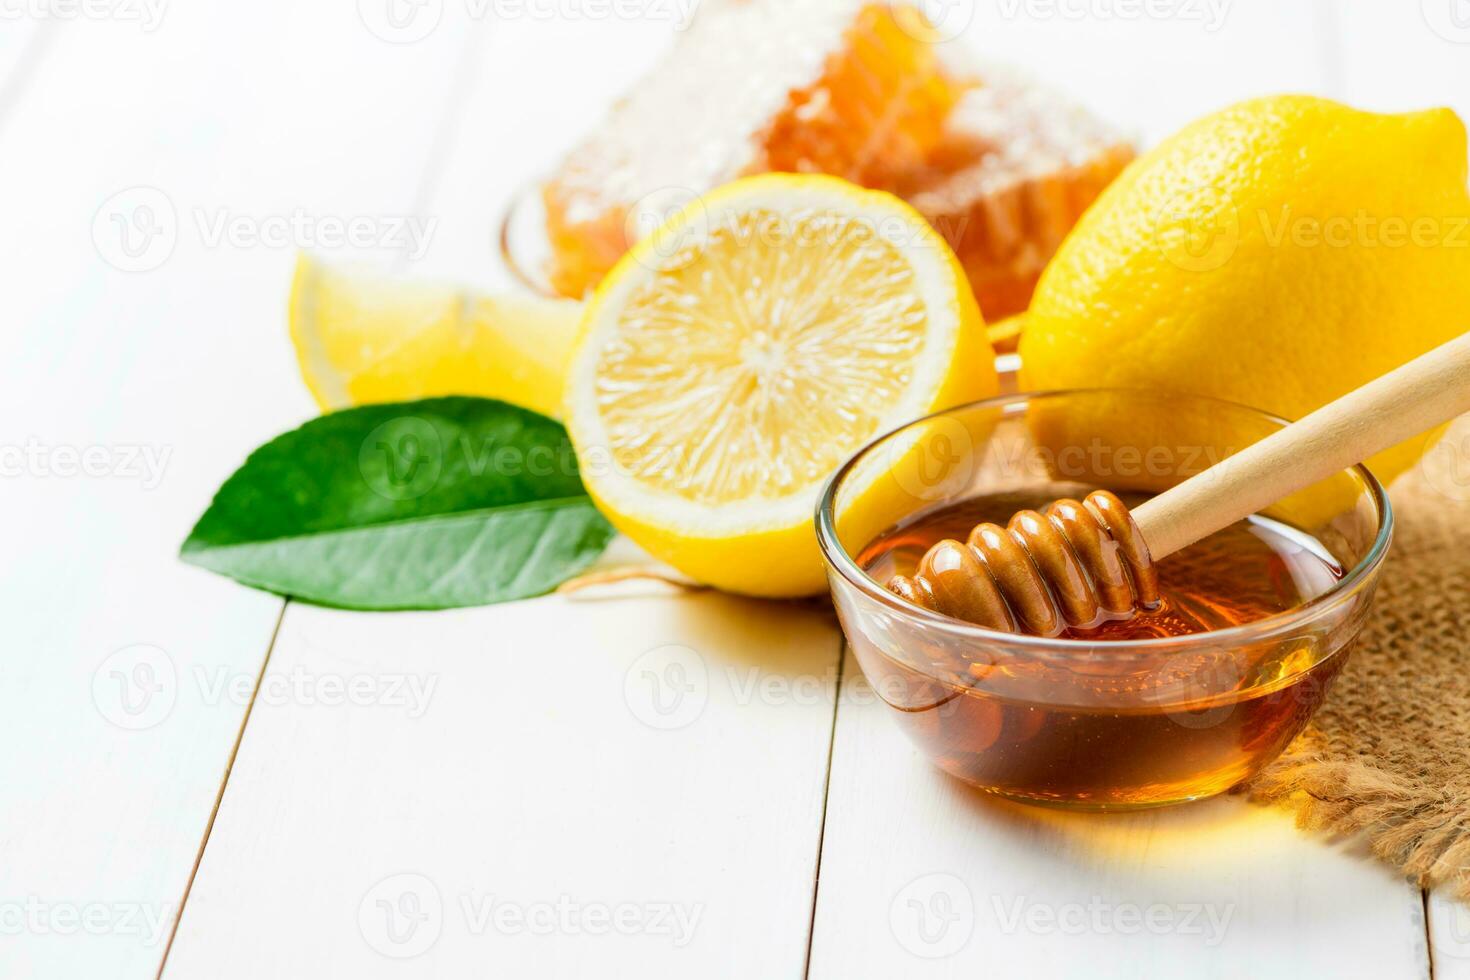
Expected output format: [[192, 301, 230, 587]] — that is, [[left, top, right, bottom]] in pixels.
[[565, 174, 996, 597], [986, 313, 1026, 352], [289, 254, 581, 419]]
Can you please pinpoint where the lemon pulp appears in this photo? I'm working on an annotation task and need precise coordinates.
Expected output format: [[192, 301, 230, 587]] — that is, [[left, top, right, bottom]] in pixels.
[[594, 209, 931, 505]]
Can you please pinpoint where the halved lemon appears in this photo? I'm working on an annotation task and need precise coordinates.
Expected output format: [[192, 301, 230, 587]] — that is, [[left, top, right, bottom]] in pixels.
[[565, 174, 996, 597], [290, 254, 582, 419]]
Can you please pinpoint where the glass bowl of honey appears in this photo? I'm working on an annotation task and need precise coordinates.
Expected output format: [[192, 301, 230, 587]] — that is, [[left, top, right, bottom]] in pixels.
[[816, 389, 1393, 810]]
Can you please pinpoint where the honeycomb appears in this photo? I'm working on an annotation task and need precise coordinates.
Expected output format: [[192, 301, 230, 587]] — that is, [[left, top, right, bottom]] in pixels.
[[541, 0, 960, 298], [901, 60, 1136, 324]]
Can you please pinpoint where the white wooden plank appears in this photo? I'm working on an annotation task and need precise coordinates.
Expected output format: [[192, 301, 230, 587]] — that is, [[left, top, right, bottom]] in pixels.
[[808, 650, 1429, 979], [1326, 4, 1470, 966], [0, 5, 467, 977], [163, 593, 842, 978]]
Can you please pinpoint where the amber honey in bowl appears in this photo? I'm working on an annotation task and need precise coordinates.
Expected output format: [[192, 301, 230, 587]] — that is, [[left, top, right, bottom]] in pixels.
[[852, 490, 1353, 808]]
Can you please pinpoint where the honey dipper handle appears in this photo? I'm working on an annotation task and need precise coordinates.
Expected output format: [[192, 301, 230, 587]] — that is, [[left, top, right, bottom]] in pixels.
[[1132, 331, 1470, 561]]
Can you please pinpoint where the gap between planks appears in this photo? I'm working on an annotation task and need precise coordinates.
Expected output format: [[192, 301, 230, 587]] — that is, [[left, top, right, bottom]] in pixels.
[[155, 600, 287, 980], [801, 638, 848, 979]]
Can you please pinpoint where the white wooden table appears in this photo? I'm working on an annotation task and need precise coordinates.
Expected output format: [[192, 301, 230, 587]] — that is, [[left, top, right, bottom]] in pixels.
[[5, 3, 1469, 977]]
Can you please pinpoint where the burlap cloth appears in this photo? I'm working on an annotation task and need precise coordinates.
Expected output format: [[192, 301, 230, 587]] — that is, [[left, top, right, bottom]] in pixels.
[[1249, 415, 1470, 899]]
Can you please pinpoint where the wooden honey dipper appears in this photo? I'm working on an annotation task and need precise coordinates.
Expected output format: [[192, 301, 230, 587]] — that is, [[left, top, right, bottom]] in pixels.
[[887, 331, 1470, 634]]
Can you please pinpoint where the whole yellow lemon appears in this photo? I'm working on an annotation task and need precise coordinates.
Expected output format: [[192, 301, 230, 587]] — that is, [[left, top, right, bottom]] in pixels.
[[1020, 95, 1470, 485]]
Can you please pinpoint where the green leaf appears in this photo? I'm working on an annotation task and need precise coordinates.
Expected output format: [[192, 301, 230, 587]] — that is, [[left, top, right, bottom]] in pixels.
[[181, 397, 614, 610]]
